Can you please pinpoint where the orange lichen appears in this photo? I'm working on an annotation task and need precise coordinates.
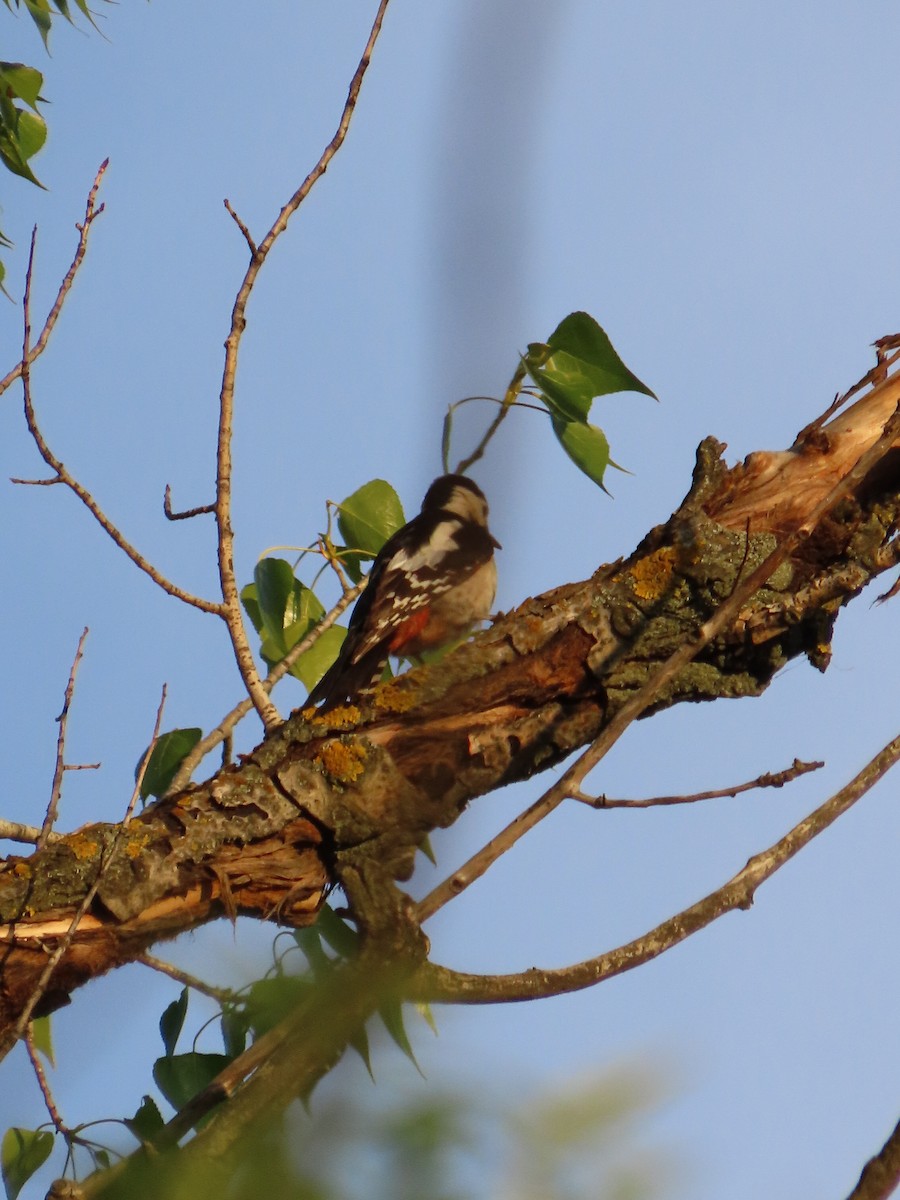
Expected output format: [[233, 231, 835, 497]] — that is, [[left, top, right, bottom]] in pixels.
[[314, 739, 368, 783], [66, 832, 100, 861], [630, 546, 679, 601]]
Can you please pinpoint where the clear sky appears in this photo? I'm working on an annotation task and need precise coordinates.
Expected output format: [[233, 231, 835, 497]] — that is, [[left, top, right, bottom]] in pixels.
[[2, 3, 900, 1197]]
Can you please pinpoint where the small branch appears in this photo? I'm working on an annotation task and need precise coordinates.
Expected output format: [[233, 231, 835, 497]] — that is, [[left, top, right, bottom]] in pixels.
[[412, 728, 900, 1005], [0, 161, 108, 401], [417, 404, 900, 923], [163, 484, 215, 522], [137, 955, 235, 1005], [18, 233, 223, 617], [571, 757, 824, 809], [845, 1112, 900, 1200], [453, 362, 527, 475], [39, 628, 90, 850], [223, 200, 257, 256], [166, 582, 363, 794], [0, 819, 61, 845], [25, 1026, 68, 1136], [213, 0, 391, 732], [0, 688, 168, 1061]]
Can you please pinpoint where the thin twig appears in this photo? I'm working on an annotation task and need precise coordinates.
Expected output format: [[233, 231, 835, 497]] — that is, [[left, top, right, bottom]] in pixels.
[[25, 1026, 68, 1136], [0, 161, 108, 400], [571, 757, 824, 809], [137, 955, 236, 1005], [453, 362, 527, 475], [163, 484, 215, 521], [213, 0, 391, 731], [413, 728, 900, 1004], [39, 628, 90, 849], [18, 231, 223, 617], [223, 199, 257, 256], [1, 687, 168, 1060], [166, 581, 363, 794], [417, 403, 900, 922]]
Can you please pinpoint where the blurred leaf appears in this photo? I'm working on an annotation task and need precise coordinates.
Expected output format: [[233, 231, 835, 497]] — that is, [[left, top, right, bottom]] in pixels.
[[29, 1016, 53, 1066], [1, 1128, 53, 1200], [314, 903, 359, 958], [552, 417, 614, 491], [378, 997, 423, 1076], [244, 975, 310, 1037], [349, 1025, 374, 1080], [220, 1006, 248, 1059], [159, 988, 189, 1057], [294, 926, 333, 978], [153, 1052, 231, 1112], [21, 0, 52, 48], [139, 728, 202, 800], [124, 1095, 165, 1144], [337, 479, 404, 557]]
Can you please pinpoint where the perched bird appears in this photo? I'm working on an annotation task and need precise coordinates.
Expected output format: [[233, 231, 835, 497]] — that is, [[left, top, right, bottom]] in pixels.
[[307, 474, 500, 710]]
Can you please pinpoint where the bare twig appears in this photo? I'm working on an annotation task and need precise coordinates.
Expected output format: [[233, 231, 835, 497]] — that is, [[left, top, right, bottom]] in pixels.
[[1, 687, 168, 1060], [412, 728, 900, 1004], [417, 404, 900, 922], [571, 757, 824, 809], [39, 628, 90, 849], [0, 161, 108, 400], [223, 199, 257, 256], [18, 232, 224, 617], [163, 484, 215, 521], [453, 362, 527, 475], [137, 955, 235, 1005], [845, 1112, 900, 1200], [25, 1026, 68, 1136], [213, 0, 391, 731]]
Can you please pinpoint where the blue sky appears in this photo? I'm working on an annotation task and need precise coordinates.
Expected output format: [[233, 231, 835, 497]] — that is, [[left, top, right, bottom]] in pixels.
[[2, 2, 900, 1196]]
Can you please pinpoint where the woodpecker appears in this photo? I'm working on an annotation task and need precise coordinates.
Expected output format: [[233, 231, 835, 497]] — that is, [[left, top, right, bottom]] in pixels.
[[307, 474, 500, 710]]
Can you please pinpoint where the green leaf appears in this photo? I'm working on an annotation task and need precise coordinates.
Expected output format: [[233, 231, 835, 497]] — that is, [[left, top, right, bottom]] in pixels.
[[139, 728, 202, 801], [21, 0, 53, 49], [287, 622, 345, 690], [294, 926, 333, 978], [349, 1025, 374, 1080], [254, 557, 296, 646], [1, 1128, 53, 1200], [525, 312, 655, 425], [552, 417, 613, 491], [159, 988, 189, 1057], [0, 64, 44, 110], [314, 903, 359, 958], [337, 479, 404, 557], [153, 1053, 231, 1112], [244, 976, 310, 1037], [124, 1096, 165, 1144], [30, 1016, 53, 1066], [220, 1007, 248, 1059], [546, 311, 656, 399], [240, 583, 263, 634], [378, 997, 423, 1076], [15, 109, 46, 162]]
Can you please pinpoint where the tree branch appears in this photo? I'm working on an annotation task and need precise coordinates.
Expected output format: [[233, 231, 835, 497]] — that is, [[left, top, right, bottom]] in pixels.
[[0, 161, 108, 400], [412, 728, 900, 1005], [213, 0, 392, 730]]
